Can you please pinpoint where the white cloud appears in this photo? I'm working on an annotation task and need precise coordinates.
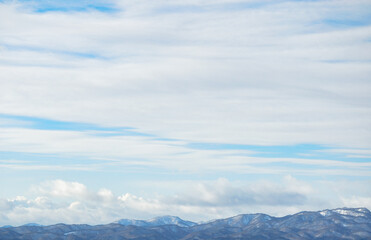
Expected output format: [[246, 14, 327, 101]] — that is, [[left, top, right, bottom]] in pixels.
[[0, 0, 370, 150], [36, 180, 89, 198], [341, 196, 371, 210], [0, 127, 369, 177], [318, 148, 371, 158], [0, 0, 370, 227], [167, 177, 312, 207], [1, 177, 366, 226]]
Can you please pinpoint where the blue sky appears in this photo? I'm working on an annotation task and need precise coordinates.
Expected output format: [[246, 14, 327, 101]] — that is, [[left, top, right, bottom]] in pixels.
[[0, 0, 370, 226], [3, 0, 118, 13]]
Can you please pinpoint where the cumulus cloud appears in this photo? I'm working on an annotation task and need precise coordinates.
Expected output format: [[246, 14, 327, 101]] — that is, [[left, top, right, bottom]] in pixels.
[[36, 180, 88, 198], [0, 177, 363, 226]]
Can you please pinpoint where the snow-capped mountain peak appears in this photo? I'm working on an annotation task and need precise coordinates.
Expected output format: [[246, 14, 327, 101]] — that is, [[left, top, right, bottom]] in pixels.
[[147, 215, 196, 227], [333, 207, 370, 217], [319, 207, 370, 217], [115, 216, 196, 227]]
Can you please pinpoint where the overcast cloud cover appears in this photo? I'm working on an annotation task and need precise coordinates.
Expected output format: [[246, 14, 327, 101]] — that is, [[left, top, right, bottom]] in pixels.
[[0, 0, 370, 225]]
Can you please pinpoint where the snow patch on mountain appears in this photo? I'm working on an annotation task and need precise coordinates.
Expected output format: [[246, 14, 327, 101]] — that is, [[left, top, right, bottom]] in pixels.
[[319, 210, 332, 217], [334, 209, 367, 217], [319, 208, 370, 217], [147, 216, 197, 227], [116, 216, 196, 227]]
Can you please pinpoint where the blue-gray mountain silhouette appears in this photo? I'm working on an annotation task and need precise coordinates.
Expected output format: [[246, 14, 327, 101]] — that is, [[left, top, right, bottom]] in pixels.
[[1, 207, 370, 239]]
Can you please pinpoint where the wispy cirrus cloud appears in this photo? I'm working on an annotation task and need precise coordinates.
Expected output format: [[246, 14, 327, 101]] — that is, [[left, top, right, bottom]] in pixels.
[[0, 0, 370, 225], [0, 116, 369, 177]]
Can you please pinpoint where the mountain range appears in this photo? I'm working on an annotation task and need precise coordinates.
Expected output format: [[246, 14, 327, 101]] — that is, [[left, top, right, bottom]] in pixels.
[[1, 207, 370, 239]]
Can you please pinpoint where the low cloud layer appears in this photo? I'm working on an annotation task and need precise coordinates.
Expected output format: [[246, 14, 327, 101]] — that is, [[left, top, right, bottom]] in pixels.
[[1, 178, 370, 226], [168, 177, 308, 207]]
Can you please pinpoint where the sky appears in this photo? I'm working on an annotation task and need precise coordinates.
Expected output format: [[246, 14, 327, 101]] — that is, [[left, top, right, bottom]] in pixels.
[[0, 0, 371, 226]]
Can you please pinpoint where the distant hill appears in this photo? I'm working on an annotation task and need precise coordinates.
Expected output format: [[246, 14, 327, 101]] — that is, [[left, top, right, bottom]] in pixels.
[[1, 207, 370, 239]]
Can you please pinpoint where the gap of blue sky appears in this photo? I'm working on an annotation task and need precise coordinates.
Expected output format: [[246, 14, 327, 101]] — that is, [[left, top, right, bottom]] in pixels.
[[1, 0, 119, 13], [2, 44, 106, 60], [0, 114, 151, 137], [3, 0, 370, 29], [186, 142, 371, 162], [1, 114, 370, 166]]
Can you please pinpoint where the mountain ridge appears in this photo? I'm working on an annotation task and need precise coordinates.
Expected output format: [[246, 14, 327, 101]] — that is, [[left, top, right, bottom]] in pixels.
[[1, 207, 370, 239]]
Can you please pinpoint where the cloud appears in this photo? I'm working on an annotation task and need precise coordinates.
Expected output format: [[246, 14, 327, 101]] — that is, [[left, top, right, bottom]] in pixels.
[[168, 177, 309, 207], [0, 177, 359, 226], [341, 196, 371, 210], [0, 125, 369, 177], [0, 124, 369, 179], [0, 0, 370, 227], [0, 0, 370, 150], [36, 180, 89, 198], [317, 148, 371, 159]]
